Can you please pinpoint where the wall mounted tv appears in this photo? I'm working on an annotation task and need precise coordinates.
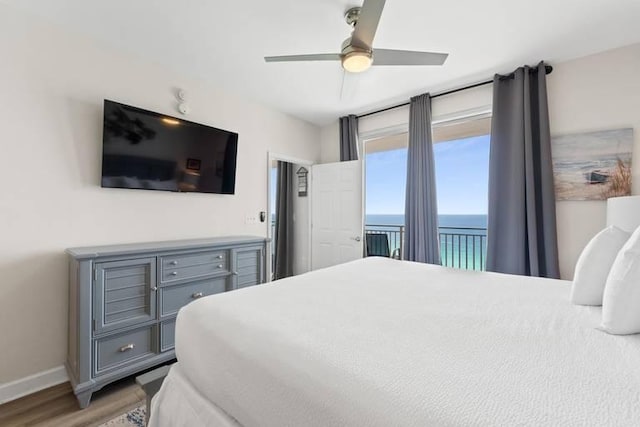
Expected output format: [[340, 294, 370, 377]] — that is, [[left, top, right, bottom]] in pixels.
[[101, 100, 238, 194]]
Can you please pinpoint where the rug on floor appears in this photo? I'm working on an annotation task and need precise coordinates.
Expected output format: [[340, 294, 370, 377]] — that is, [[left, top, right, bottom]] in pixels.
[[99, 404, 145, 427]]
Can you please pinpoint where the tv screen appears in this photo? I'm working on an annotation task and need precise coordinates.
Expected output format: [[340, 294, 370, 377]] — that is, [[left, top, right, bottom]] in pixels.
[[101, 100, 238, 194]]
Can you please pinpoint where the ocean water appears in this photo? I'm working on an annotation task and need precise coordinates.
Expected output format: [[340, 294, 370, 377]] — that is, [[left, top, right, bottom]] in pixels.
[[271, 213, 488, 270], [365, 214, 488, 270]]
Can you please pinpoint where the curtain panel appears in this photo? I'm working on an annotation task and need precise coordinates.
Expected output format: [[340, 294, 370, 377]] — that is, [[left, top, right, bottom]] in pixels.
[[339, 114, 359, 161], [404, 93, 441, 264], [486, 62, 560, 278], [274, 161, 294, 279]]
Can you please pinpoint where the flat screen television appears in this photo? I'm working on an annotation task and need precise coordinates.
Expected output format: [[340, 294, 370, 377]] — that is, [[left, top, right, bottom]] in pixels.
[[101, 99, 238, 194]]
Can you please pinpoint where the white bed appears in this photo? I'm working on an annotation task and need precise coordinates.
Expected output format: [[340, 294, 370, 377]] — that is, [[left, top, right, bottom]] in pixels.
[[149, 257, 640, 427]]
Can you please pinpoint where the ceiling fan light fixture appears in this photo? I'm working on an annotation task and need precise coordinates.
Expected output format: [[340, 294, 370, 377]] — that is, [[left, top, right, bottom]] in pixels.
[[342, 51, 373, 73]]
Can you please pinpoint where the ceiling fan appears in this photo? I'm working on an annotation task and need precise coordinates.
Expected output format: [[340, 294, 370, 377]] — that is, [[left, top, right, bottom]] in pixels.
[[264, 0, 448, 74]]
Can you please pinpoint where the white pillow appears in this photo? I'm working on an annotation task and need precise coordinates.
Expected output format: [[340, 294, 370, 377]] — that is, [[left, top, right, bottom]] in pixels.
[[602, 225, 640, 334], [570, 226, 630, 306]]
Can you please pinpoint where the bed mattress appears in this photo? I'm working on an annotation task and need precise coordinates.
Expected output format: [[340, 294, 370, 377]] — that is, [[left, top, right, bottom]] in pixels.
[[171, 257, 640, 426]]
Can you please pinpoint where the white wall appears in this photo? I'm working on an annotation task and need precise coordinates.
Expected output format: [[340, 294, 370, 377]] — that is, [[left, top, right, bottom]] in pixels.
[[320, 43, 640, 280], [0, 5, 320, 386]]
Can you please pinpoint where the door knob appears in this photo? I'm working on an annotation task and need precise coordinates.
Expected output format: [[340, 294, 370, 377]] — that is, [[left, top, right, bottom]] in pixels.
[[352, 236, 361, 242]]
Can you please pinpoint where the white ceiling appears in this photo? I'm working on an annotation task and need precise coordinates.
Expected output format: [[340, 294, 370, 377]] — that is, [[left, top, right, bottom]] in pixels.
[[4, 0, 640, 126]]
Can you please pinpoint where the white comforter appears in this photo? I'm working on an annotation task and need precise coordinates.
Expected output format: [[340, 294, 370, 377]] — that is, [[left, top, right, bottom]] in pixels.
[[173, 257, 640, 426]]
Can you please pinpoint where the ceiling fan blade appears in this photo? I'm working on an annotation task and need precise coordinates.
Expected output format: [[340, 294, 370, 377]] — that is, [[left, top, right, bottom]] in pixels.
[[372, 49, 448, 66], [351, 0, 386, 49], [264, 53, 341, 63]]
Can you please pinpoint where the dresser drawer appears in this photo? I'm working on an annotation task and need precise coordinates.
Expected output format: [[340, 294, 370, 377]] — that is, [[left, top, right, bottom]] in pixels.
[[160, 251, 229, 283], [94, 326, 157, 375], [159, 276, 227, 317], [160, 319, 176, 352]]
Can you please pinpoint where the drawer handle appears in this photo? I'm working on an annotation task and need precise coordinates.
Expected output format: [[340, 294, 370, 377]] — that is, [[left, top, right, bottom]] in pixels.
[[119, 343, 135, 352], [217, 255, 223, 259], [217, 264, 223, 269], [191, 292, 204, 299], [170, 260, 178, 266], [170, 271, 178, 276]]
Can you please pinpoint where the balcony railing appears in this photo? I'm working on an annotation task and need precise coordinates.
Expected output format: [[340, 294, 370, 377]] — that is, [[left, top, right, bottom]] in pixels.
[[271, 222, 488, 272], [364, 224, 487, 271], [438, 227, 487, 271]]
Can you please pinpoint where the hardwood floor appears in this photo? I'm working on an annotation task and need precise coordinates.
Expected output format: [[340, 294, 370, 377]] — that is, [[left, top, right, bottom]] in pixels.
[[0, 377, 146, 427]]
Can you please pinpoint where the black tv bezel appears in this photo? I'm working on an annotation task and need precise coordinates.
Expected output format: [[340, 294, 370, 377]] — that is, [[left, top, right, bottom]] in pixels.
[[101, 99, 239, 195]]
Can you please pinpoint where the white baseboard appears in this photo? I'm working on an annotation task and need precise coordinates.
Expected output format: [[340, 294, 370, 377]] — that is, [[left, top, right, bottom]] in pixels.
[[0, 366, 68, 405]]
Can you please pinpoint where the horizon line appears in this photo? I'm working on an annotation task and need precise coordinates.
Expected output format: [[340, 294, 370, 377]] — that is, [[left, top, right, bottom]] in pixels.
[[366, 213, 488, 216]]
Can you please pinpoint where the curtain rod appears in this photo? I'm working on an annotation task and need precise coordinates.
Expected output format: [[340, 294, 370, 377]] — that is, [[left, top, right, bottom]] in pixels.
[[357, 64, 553, 120]]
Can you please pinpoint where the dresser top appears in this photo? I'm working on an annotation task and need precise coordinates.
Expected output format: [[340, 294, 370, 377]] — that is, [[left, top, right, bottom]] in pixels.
[[66, 235, 268, 259]]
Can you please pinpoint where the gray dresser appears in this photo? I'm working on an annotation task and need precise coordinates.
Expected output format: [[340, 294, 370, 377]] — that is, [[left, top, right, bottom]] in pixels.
[[65, 236, 267, 408]]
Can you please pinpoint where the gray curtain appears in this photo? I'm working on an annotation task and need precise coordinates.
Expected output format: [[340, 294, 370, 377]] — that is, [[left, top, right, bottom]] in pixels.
[[486, 62, 560, 278], [274, 161, 294, 279], [404, 93, 441, 264], [339, 114, 359, 161]]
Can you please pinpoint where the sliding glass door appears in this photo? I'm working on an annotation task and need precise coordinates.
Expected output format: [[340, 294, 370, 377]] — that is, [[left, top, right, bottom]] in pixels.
[[363, 116, 491, 270]]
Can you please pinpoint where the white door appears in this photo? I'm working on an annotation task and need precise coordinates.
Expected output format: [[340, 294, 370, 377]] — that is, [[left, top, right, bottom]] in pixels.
[[311, 161, 363, 270]]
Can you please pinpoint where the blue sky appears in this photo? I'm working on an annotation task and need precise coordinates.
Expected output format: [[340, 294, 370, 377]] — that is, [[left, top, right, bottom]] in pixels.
[[365, 134, 490, 215]]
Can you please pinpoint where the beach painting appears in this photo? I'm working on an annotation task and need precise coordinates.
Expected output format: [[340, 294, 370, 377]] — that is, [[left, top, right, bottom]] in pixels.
[[551, 128, 633, 201]]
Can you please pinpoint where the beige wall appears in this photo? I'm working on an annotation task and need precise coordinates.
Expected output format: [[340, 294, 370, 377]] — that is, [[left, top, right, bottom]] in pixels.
[[269, 160, 311, 277], [548, 43, 640, 278], [320, 122, 341, 163], [0, 5, 320, 385], [292, 163, 311, 275], [319, 43, 640, 280]]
